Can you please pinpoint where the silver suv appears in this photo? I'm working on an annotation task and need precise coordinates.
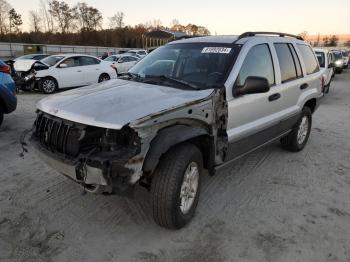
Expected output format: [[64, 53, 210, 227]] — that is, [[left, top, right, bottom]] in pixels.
[[30, 32, 323, 229]]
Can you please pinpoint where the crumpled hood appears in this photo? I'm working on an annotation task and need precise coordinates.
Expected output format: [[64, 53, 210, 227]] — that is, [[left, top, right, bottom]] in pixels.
[[37, 79, 213, 129], [14, 59, 47, 72]]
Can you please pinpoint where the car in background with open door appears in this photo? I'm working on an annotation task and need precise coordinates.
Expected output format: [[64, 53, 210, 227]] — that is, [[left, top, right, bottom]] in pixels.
[[314, 48, 334, 93], [103, 54, 139, 75]]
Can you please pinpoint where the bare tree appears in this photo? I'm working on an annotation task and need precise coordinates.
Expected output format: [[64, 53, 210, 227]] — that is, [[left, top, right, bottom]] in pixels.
[[49, 0, 76, 33], [29, 10, 42, 32], [0, 0, 11, 35], [345, 40, 350, 48], [40, 0, 54, 32], [75, 3, 102, 31], [8, 8, 22, 33], [170, 18, 179, 27], [109, 12, 124, 29]]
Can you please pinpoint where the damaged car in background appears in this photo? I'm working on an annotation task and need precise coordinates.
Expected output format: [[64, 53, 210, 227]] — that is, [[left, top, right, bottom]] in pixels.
[[29, 32, 323, 229]]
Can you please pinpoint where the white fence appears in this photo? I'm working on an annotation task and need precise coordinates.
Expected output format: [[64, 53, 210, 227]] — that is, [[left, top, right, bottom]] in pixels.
[[0, 42, 131, 60]]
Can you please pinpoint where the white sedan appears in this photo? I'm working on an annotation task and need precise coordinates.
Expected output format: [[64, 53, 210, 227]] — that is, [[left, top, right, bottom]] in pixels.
[[35, 54, 117, 94], [103, 55, 139, 75]]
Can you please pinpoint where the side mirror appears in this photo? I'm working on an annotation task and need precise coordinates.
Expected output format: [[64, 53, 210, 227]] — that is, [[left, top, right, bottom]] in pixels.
[[328, 62, 335, 68], [234, 76, 270, 97], [59, 63, 68, 68]]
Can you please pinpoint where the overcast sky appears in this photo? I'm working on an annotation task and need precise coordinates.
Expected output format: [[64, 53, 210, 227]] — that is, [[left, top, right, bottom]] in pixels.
[[8, 0, 350, 35]]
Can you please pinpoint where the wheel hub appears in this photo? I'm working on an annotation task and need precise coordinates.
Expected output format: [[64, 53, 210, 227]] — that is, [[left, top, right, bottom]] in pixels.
[[180, 162, 199, 214], [297, 116, 309, 144]]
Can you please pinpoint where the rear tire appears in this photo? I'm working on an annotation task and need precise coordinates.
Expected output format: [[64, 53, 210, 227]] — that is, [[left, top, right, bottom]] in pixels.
[[98, 73, 110, 83], [39, 77, 58, 94], [280, 107, 312, 152], [151, 143, 203, 229]]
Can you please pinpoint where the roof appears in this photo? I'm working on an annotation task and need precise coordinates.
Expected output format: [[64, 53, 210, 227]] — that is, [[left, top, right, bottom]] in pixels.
[[143, 30, 188, 39], [170, 36, 239, 44]]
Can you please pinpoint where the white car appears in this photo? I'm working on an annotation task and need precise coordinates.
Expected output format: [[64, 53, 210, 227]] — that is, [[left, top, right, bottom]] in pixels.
[[36, 54, 117, 94], [314, 48, 334, 93], [125, 49, 148, 58], [103, 55, 139, 75]]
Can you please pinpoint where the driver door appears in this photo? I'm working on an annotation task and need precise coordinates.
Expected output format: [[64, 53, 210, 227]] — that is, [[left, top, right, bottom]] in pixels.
[[226, 43, 285, 160], [57, 56, 84, 88]]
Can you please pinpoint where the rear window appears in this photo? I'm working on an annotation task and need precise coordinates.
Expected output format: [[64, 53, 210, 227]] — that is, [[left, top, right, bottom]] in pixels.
[[274, 43, 298, 83], [315, 52, 325, 67], [297, 44, 319, 75]]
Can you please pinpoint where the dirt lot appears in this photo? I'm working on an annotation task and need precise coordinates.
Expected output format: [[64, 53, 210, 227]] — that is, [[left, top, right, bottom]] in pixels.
[[0, 70, 350, 262]]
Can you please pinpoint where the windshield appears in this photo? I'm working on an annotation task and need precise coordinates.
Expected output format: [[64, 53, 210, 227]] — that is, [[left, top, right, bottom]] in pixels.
[[42, 55, 65, 67], [129, 43, 238, 90], [104, 56, 118, 62], [315, 52, 325, 67]]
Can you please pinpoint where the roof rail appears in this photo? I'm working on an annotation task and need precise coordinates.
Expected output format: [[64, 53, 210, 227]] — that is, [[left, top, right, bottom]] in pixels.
[[238, 32, 304, 41]]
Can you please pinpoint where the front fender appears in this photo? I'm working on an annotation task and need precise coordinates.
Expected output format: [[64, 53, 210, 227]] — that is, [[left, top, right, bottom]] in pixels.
[[142, 124, 209, 174]]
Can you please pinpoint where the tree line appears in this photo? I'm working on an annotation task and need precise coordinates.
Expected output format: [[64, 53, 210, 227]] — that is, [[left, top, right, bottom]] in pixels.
[[0, 0, 211, 47]]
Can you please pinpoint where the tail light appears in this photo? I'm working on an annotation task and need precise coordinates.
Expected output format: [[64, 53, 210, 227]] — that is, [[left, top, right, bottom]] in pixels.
[[0, 64, 11, 74]]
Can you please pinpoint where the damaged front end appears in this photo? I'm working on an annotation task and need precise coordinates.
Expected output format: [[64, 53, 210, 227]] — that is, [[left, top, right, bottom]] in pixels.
[[30, 111, 143, 195]]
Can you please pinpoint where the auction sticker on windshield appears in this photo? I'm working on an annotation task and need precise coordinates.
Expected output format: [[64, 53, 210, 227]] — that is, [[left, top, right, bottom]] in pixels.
[[201, 47, 232, 54]]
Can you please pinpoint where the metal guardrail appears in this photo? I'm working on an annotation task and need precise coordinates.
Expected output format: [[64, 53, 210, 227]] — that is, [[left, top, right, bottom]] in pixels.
[[0, 42, 133, 60]]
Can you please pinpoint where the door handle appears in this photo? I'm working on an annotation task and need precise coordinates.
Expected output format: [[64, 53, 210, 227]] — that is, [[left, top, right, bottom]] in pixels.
[[268, 93, 281, 102], [77, 70, 82, 72], [300, 83, 309, 90]]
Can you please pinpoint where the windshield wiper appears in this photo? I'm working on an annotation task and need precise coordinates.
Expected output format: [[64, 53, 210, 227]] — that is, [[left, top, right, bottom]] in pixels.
[[144, 75, 200, 90]]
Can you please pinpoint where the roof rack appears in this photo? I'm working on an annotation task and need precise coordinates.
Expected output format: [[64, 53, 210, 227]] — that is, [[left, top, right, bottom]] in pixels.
[[238, 32, 304, 41]]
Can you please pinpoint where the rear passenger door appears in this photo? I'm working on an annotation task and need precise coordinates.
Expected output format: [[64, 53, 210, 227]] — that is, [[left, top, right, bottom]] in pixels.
[[273, 43, 304, 125], [78, 56, 102, 85]]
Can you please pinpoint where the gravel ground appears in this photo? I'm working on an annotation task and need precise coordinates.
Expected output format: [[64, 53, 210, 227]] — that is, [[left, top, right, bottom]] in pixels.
[[0, 70, 350, 262]]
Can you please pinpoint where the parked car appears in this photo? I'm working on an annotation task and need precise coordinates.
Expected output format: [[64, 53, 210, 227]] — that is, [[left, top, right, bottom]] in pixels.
[[103, 54, 139, 75], [0, 60, 17, 127], [14, 54, 50, 61], [341, 50, 349, 68], [29, 54, 117, 94], [30, 32, 323, 229], [330, 51, 344, 73], [314, 48, 334, 93], [125, 49, 148, 58]]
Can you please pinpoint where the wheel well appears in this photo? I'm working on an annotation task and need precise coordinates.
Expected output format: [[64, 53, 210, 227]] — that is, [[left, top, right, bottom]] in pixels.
[[99, 73, 110, 78], [186, 135, 214, 173], [304, 98, 316, 113]]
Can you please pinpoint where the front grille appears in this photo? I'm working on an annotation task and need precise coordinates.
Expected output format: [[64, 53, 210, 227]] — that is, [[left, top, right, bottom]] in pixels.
[[34, 113, 103, 158]]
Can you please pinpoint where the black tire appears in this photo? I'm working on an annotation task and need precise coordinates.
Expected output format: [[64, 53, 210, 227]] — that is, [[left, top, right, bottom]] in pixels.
[[151, 143, 203, 229], [98, 73, 110, 83], [39, 77, 58, 94], [280, 107, 312, 152]]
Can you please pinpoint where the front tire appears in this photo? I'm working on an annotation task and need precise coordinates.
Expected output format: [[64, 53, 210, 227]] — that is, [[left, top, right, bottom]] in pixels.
[[280, 107, 312, 152], [39, 77, 58, 94], [151, 143, 203, 229]]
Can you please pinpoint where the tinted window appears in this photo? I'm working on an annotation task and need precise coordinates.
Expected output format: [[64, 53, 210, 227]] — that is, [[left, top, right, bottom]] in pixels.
[[42, 56, 65, 67], [79, 56, 100, 66], [119, 57, 129, 63], [315, 52, 325, 67], [289, 44, 303, 77], [128, 56, 138, 62], [61, 57, 80, 67], [274, 43, 298, 82], [236, 44, 275, 87], [104, 56, 118, 62], [297, 44, 319, 74]]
